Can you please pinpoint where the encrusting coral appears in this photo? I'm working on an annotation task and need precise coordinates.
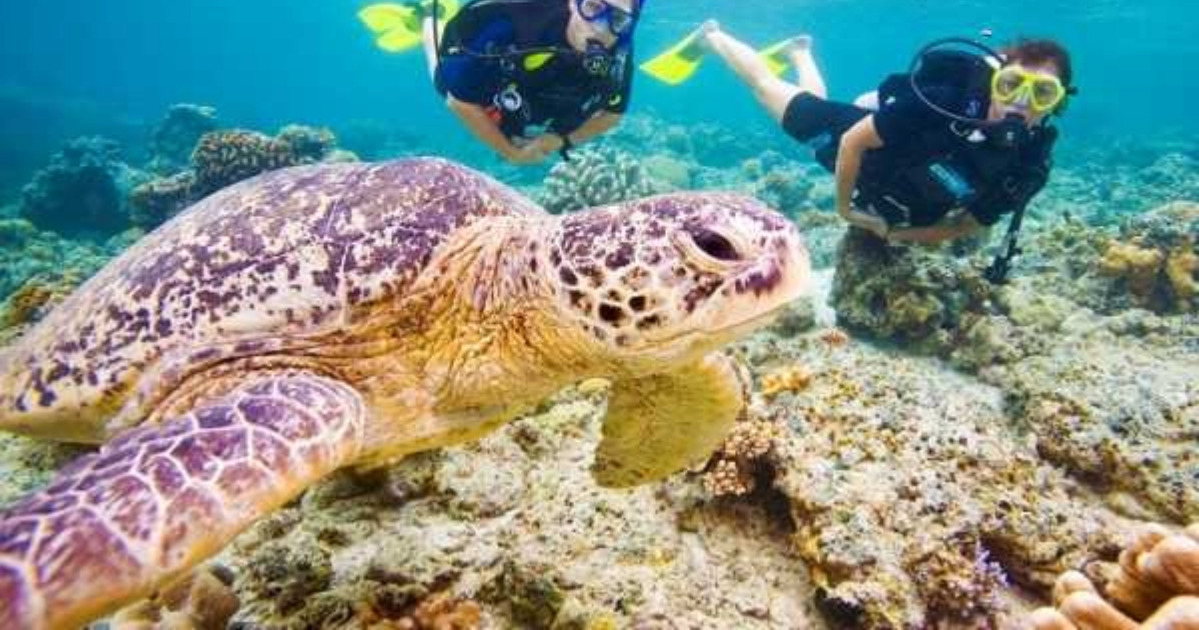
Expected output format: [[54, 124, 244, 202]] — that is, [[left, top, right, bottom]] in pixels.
[[760, 363, 814, 399], [1096, 202, 1199, 314], [110, 565, 240, 630], [1028, 522, 1199, 629]]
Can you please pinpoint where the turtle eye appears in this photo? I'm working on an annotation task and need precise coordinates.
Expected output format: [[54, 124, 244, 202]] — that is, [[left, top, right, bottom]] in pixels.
[[690, 228, 740, 262]]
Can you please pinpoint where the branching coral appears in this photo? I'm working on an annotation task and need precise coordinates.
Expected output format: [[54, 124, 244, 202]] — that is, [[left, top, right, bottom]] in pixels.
[[1028, 523, 1199, 629], [1099, 241, 1165, 298], [539, 146, 656, 214], [702, 417, 783, 497]]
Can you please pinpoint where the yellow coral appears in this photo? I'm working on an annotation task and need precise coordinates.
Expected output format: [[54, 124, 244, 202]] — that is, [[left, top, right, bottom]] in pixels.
[[1165, 241, 1197, 303], [760, 364, 813, 399], [1099, 240, 1165, 298]]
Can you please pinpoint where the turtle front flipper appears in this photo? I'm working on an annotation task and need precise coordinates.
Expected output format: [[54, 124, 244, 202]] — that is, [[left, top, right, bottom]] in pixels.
[[592, 353, 748, 488], [0, 371, 369, 630]]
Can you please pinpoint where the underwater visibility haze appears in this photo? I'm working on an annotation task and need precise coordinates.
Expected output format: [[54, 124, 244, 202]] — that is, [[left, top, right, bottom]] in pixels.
[[0, 0, 1196, 628]]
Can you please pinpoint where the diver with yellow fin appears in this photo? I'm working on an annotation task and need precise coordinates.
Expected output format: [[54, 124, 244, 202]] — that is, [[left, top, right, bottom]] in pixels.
[[642, 22, 1075, 281], [360, 0, 642, 165]]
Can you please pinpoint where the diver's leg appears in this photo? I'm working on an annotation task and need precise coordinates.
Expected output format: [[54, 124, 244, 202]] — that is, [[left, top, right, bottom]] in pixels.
[[421, 17, 439, 80], [787, 35, 828, 99], [700, 23, 802, 123]]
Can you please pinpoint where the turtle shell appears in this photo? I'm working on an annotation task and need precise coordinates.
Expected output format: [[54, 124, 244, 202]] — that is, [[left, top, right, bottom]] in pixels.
[[0, 157, 541, 440]]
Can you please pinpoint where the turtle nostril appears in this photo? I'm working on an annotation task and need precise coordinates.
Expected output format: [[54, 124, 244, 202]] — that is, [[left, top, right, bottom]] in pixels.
[[691, 228, 740, 262]]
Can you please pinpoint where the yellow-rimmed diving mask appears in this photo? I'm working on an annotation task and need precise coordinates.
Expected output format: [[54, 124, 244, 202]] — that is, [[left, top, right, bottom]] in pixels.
[[991, 65, 1066, 113]]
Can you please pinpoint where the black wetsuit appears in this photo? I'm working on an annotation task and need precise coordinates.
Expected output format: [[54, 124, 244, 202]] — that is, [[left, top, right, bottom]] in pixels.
[[781, 59, 1055, 229], [434, 0, 634, 139]]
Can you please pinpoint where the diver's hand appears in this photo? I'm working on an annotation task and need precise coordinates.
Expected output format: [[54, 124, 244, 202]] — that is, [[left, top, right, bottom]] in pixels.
[[504, 134, 565, 165], [505, 143, 550, 165], [532, 133, 565, 154], [840, 202, 890, 239]]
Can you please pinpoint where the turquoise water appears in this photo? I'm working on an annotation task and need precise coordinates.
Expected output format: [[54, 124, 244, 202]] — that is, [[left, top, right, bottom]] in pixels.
[[1, 0, 1194, 164]]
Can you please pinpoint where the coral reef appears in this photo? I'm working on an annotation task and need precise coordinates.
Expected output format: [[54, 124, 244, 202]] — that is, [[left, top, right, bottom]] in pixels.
[[1097, 202, 1198, 313], [215, 390, 817, 629], [18, 136, 147, 239], [830, 228, 995, 349], [702, 413, 784, 497], [740, 153, 815, 219], [127, 170, 198, 228], [129, 124, 348, 228], [111, 565, 240, 630], [1028, 522, 1199, 629], [148, 103, 218, 174], [191, 128, 323, 197], [760, 363, 814, 399], [734, 329, 1120, 628], [0, 217, 119, 310], [539, 146, 657, 214], [991, 318, 1199, 522], [0, 270, 83, 341]]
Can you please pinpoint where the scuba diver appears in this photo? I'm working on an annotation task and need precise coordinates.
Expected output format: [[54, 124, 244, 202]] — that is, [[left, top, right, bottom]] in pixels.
[[360, 0, 641, 165], [640, 21, 1074, 281]]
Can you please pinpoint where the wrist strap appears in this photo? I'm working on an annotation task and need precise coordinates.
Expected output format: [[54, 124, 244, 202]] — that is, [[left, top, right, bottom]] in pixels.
[[558, 134, 574, 161]]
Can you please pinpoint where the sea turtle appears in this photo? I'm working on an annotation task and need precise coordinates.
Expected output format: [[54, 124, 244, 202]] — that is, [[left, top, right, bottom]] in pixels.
[[0, 157, 809, 628]]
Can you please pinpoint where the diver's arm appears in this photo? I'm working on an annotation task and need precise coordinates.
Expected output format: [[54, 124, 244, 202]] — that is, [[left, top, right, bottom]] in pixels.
[[563, 111, 623, 146], [445, 95, 545, 164], [835, 116, 888, 235], [887, 213, 982, 244]]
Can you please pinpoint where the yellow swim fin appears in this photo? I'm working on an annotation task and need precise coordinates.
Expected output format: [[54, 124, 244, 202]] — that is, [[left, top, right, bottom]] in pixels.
[[639, 30, 708, 85], [757, 38, 794, 77], [358, 0, 461, 53]]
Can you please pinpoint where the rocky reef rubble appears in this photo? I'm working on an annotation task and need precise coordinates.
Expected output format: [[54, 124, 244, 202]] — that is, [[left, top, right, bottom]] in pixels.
[[730, 330, 1124, 628], [191, 387, 815, 629]]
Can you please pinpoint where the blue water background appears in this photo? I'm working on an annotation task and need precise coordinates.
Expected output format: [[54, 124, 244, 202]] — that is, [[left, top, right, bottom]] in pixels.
[[0, 0, 1194, 195]]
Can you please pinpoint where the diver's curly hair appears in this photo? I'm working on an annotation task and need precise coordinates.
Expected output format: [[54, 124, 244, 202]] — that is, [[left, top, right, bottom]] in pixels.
[[1001, 38, 1073, 88]]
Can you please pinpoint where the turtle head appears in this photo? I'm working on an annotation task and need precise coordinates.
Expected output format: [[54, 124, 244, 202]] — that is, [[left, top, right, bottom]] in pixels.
[[548, 192, 810, 368]]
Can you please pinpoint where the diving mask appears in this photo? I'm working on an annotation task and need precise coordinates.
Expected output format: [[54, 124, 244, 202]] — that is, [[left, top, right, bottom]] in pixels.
[[576, 0, 638, 38], [991, 66, 1066, 113]]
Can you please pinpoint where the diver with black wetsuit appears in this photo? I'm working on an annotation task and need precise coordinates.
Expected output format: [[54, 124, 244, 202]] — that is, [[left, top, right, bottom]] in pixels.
[[641, 24, 1075, 280], [420, 0, 640, 164]]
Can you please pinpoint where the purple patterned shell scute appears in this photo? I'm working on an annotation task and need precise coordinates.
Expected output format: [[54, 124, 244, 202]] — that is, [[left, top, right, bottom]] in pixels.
[[3, 157, 535, 426]]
